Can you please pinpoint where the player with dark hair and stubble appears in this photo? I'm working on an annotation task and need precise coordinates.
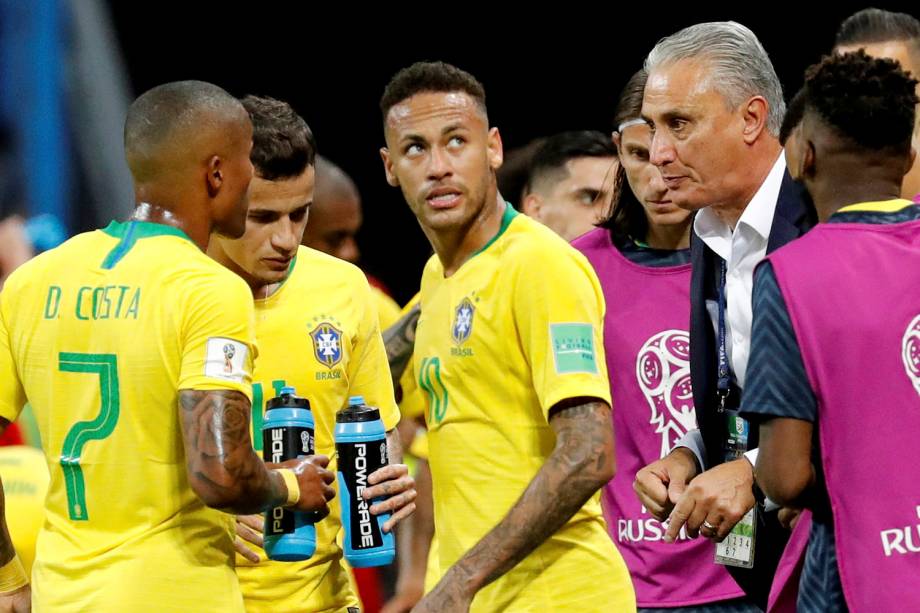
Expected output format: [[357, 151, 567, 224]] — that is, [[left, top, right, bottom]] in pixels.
[[208, 95, 416, 613], [519, 130, 618, 241], [378, 60, 635, 613]]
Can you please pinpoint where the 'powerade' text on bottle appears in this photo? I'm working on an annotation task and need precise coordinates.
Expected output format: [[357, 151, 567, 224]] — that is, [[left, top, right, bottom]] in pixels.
[[262, 386, 316, 561], [334, 396, 395, 567]]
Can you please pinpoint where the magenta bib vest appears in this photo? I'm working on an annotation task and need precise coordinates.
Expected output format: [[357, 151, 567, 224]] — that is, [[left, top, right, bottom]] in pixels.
[[574, 228, 744, 607]]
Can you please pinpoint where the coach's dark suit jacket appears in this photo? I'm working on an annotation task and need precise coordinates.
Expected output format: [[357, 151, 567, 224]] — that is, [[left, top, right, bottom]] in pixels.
[[688, 170, 816, 607]]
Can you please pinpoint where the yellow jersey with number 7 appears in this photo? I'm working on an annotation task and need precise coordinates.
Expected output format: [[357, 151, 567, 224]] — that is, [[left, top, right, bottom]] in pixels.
[[0, 221, 257, 613]]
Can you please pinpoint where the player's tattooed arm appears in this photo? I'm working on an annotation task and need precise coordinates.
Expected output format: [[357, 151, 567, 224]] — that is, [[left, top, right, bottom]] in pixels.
[[179, 389, 288, 514], [416, 398, 614, 609], [383, 303, 421, 387]]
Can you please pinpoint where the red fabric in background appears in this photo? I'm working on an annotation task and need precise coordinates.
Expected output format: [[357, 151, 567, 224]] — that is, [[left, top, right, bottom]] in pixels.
[[352, 567, 383, 613], [0, 422, 24, 446]]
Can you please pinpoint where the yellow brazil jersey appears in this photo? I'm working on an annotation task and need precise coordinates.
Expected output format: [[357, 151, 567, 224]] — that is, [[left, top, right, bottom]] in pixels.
[[236, 246, 400, 613], [0, 220, 257, 612], [414, 205, 635, 612], [369, 284, 402, 331], [0, 446, 49, 575]]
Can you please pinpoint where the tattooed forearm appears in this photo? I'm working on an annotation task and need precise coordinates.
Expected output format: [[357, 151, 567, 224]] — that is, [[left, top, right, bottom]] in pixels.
[[383, 303, 421, 385], [179, 389, 287, 514], [441, 398, 614, 594]]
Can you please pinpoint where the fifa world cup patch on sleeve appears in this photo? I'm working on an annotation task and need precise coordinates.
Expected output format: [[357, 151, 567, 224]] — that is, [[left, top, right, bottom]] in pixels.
[[550, 323, 598, 374], [204, 337, 249, 383]]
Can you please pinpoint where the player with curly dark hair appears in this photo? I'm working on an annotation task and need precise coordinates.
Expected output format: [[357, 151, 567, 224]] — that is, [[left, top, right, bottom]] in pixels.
[[742, 51, 920, 612]]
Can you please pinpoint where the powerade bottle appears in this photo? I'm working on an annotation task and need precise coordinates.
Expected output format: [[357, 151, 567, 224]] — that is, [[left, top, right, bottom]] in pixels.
[[334, 396, 395, 567], [261, 386, 316, 561]]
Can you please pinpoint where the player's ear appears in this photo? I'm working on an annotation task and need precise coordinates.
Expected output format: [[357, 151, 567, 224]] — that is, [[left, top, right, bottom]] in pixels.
[[521, 193, 542, 220], [487, 127, 504, 171], [206, 155, 223, 197], [801, 139, 816, 180], [381, 148, 399, 187]]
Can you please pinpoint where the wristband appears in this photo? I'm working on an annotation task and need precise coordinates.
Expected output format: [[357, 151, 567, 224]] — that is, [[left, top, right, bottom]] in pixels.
[[277, 468, 301, 507]]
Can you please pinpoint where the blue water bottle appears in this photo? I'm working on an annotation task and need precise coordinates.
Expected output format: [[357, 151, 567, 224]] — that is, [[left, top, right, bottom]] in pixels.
[[334, 396, 395, 567], [262, 386, 316, 561]]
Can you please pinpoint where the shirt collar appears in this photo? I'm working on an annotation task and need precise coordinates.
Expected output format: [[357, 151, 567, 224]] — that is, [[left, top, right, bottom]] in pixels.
[[694, 152, 787, 245]]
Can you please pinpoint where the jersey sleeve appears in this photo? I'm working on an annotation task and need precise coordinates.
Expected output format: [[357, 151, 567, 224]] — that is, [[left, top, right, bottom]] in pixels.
[[511, 243, 612, 418], [177, 270, 258, 402], [370, 285, 403, 331]]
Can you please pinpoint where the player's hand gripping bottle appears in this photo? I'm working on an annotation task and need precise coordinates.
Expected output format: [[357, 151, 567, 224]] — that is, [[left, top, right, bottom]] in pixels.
[[334, 396, 395, 567], [262, 386, 317, 561]]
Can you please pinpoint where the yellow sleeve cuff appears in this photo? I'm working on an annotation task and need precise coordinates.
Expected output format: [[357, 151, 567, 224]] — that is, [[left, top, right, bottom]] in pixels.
[[0, 555, 28, 593]]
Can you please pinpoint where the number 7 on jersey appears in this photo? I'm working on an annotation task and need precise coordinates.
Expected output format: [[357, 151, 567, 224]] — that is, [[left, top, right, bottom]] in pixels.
[[58, 352, 120, 521]]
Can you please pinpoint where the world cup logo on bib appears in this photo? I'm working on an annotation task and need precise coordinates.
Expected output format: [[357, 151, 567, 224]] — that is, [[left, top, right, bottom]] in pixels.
[[222, 343, 236, 373], [636, 330, 696, 457], [901, 315, 920, 397]]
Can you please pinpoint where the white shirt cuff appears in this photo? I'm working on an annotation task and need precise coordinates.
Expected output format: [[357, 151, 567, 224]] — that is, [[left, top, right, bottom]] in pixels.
[[674, 429, 706, 471]]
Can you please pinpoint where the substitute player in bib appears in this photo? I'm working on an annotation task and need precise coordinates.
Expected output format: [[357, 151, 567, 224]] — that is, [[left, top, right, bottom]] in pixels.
[[379, 61, 634, 612], [745, 52, 920, 612], [573, 69, 754, 612], [208, 95, 416, 613], [0, 81, 335, 612]]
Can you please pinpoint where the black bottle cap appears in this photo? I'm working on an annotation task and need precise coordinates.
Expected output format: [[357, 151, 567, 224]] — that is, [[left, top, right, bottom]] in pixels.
[[266, 386, 311, 411], [336, 400, 381, 423]]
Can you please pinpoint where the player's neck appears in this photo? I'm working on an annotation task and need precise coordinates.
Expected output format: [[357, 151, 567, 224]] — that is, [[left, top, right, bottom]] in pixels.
[[645, 219, 691, 250], [810, 162, 905, 222], [130, 200, 209, 251], [205, 240, 283, 298], [430, 193, 505, 277], [252, 280, 283, 300]]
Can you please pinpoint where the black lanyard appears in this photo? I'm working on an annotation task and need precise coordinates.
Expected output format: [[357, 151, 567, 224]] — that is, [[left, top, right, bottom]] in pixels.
[[717, 259, 731, 411], [717, 258, 752, 461]]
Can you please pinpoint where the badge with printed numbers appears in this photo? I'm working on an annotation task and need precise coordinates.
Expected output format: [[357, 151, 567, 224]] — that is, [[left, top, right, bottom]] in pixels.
[[715, 507, 756, 568]]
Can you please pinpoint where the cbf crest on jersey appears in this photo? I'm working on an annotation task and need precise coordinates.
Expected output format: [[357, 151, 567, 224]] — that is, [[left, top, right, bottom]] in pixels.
[[310, 321, 343, 368], [452, 297, 475, 345]]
